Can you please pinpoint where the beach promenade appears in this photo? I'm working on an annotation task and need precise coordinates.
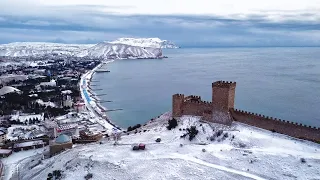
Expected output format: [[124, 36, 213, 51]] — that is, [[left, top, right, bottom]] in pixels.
[[79, 61, 120, 133]]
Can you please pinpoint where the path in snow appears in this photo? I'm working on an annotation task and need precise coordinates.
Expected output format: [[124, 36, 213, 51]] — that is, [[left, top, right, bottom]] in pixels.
[[142, 154, 267, 180]]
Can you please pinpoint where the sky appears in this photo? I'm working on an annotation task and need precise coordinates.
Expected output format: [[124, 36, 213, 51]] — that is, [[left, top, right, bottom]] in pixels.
[[0, 0, 320, 47]]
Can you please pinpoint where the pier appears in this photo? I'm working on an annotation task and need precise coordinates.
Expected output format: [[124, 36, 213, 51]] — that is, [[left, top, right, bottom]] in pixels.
[[99, 100, 113, 103], [96, 93, 107, 96], [91, 88, 103, 91], [96, 69, 110, 73], [104, 108, 123, 112]]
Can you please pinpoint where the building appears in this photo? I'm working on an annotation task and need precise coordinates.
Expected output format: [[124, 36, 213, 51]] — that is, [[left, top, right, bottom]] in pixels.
[[72, 130, 102, 144], [56, 123, 79, 137], [74, 101, 86, 113], [172, 81, 235, 125], [0, 149, 12, 158], [40, 79, 56, 87], [62, 95, 73, 108], [13, 140, 45, 152], [0, 131, 6, 144], [49, 134, 73, 156], [172, 80, 320, 143]]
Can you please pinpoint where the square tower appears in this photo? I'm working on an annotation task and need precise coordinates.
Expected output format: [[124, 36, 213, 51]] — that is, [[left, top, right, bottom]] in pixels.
[[172, 94, 184, 117], [212, 81, 236, 111]]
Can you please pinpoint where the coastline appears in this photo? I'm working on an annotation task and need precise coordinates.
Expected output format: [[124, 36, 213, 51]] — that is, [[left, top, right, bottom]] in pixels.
[[80, 60, 121, 133]]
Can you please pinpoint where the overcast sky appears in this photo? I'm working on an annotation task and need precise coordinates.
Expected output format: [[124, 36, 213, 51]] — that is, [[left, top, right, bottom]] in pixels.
[[1, 0, 320, 46]]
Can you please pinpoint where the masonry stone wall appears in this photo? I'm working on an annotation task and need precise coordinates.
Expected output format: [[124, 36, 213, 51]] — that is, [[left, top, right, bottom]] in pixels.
[[230, 108, 320, 142], [212, 81, 236, 111], [49, 142, 73, 156], [181, 100, 212, 116], [172, 94, 184, 117], [172, 80, 320, 143]]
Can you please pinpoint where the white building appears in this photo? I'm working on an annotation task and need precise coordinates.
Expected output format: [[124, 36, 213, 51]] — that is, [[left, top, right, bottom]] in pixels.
[[63, 95, 73, 108], [40, 79, 56, 87]]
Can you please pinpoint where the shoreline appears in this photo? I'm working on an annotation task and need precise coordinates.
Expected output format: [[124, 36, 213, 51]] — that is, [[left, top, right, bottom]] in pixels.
[[80, 60, 121, 132]]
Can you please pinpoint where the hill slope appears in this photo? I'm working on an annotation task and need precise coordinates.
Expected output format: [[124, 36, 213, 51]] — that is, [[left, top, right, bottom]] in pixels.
[[17, 113, 320, 180], [0, 41, 166, 59], [79, 42, 163, 59]]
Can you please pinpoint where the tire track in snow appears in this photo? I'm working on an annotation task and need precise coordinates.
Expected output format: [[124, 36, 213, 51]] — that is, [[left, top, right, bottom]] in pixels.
[[146, 154, 267, 180]]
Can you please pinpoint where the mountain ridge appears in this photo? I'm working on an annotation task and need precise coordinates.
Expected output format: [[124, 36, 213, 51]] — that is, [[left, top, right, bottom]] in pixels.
[[108, 37, 179, 49], [0, 40, 170, 59]]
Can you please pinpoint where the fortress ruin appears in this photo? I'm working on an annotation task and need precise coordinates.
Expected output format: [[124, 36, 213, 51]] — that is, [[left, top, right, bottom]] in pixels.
[[172, 81, 320, 143]]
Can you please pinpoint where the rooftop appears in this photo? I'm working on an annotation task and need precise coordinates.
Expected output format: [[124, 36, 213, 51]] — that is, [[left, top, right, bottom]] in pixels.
[[0, 86, 21, 96], [0, 149, 12, 154], [55, 134, 71, 144], [13, 140, 44, 148]]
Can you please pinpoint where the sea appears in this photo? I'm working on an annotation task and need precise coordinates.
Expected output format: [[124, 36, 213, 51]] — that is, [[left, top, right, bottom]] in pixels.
[[91, 47, 320, 128]]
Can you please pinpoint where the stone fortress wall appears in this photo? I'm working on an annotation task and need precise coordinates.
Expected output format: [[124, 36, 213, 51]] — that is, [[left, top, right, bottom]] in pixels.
[[172, 81, 320, 143]]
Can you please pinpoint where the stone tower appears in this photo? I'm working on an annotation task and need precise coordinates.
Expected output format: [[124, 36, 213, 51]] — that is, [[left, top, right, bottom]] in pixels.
[[172, 94, 184, 117], [212, 81, 236, 111]]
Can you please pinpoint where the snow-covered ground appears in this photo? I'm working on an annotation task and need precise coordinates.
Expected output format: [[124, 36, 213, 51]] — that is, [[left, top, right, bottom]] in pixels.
[[11, 113, 44, 124], [109, 38, 179, 48], [6, 125, 45, 140], [0, 75, 28, 85], [35, 99, 56, 108], [0, 86, 21, 96], [1, 147, 46, 180], [15, 113, 320, 180]]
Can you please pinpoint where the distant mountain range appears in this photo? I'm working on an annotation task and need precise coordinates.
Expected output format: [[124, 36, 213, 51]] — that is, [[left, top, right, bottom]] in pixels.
[[108, 38, 179, 49], [0, 38, 178, 59]]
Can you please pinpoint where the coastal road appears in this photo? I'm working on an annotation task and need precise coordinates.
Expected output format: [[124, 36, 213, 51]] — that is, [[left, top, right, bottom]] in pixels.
[[80, 62, 116, 133]]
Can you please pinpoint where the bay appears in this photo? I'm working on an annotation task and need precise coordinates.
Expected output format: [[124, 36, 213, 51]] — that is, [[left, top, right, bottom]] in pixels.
[[91, 47, 320, 128]]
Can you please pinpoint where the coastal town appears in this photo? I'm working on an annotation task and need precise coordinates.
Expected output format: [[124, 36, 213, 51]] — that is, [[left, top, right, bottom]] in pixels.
[[0, 41, 319, 180], [0, 55, 122, 179]]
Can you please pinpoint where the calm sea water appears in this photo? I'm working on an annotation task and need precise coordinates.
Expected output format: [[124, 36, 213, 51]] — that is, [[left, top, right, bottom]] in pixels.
[[91, 47, 320, 128]]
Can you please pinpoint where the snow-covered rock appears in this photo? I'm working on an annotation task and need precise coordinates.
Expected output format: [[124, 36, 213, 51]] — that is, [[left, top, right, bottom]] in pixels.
[[0, 41, 166, 59], [109, 37, 179, 48], [79, 42, 163, 59]]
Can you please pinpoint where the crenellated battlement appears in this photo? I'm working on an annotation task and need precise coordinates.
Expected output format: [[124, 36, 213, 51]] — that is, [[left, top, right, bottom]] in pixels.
[[232, 108, 319, 129], [172, 81, 320, 143], [212, 80, 236, 88], [185, 99, 213, 106], [173, 93, 184, 98], [184, 95, 201, 101]]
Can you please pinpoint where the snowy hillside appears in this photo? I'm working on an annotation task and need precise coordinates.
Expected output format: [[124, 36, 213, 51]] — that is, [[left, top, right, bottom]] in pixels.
[[0, 42, 93, 57], [109, 38, 179, 48], [12, 113, 320, 180], [79, 42, 163, 59], [0, 42, 164, 59]]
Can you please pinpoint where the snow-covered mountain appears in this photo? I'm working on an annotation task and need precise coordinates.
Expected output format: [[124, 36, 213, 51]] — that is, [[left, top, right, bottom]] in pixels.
[[0, 42, 164, 59], [109, 38, 179, 49], [79, 42, 163, 59], [0, 42, 93, 57]]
